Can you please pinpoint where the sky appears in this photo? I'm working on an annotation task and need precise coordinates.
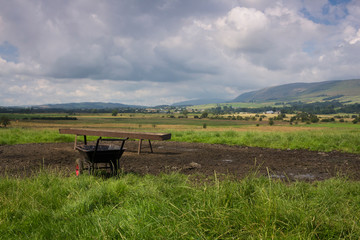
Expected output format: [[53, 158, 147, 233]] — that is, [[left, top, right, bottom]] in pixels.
[[0, 0, 360, 106]]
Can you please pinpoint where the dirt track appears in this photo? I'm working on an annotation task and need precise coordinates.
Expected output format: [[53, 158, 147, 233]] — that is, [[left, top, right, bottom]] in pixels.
[[1, 140, 360, 181]]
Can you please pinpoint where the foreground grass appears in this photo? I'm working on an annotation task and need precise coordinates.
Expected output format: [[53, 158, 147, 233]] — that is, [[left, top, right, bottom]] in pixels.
[[1, 172, 360, 239]]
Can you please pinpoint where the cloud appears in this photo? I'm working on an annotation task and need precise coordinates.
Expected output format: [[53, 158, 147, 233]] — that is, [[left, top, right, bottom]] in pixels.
[[0, 0, 359, 106]]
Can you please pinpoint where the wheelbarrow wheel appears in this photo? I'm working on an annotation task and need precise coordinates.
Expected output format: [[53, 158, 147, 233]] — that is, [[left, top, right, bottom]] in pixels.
[[75, 158, 84, 176]]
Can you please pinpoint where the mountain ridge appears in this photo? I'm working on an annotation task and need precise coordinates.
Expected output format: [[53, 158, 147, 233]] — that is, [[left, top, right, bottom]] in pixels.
[[233, 79, 360, 103]]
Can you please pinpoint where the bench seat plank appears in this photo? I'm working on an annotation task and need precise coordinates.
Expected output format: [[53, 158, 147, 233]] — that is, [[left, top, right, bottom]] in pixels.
[[59, 128, 171, 154]]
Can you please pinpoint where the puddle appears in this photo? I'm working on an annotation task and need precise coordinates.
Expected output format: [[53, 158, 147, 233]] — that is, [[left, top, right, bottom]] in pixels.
[[270, 174, 286, 179], [293, 174, 315, 180], [166, 147, 197, 152], [184, 149, 197, 152], [270, 173, 316, 180], [222, 159, 233, 163]]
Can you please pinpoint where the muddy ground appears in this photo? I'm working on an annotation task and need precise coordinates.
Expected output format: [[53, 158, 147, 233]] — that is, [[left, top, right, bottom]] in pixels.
[[1, 140, 360, 181]]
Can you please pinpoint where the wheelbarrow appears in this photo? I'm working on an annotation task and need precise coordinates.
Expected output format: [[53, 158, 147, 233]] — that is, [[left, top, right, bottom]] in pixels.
[[75, 137, 128, 176]]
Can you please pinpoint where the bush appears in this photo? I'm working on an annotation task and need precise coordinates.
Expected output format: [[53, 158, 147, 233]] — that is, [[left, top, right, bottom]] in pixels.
[[321, 118, 331, 122], [269, 119, 274, 126], [310, 114, 319, 123]]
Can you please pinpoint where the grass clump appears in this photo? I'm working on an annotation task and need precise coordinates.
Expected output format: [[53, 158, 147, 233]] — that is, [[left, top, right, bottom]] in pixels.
[[1, 172, 360, 239]]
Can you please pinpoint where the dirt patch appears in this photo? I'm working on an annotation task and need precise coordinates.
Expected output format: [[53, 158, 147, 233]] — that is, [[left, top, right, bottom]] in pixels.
[[1, 140, 360, 181]]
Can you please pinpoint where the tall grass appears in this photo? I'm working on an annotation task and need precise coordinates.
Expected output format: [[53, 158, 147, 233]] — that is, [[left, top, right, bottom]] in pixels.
[[0, 128, 74, 145], [1, 171, 360, 239]]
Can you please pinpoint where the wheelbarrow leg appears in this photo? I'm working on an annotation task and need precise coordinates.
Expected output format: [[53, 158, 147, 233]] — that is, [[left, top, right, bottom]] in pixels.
[[89, 162, 95, 175], [138, 139, 143, 154]]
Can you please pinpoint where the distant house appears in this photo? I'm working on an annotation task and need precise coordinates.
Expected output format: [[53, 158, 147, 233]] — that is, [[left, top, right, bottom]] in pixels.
[[265, 110, 281, 114], [146, 108, 158, 113]]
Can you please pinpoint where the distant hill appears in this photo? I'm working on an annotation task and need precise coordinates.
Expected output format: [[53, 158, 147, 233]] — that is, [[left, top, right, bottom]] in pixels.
[[172, 98, 227, 106], [34, 102, 143, 110], [233, 79, 360, 103]]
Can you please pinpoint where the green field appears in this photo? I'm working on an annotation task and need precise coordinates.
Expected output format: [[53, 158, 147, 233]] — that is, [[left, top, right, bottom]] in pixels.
[[1, 112, 360, 153], [1, 113, 360, 239]]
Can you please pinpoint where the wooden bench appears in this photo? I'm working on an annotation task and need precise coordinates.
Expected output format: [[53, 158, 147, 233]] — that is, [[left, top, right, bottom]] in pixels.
[[59, 128, 171, 154]]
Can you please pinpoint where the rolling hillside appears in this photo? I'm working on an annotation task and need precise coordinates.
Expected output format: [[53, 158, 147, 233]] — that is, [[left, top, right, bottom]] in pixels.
[[233, 79, 360, 103], [172, 98, 227, 106], [34, 102, 142, 110]]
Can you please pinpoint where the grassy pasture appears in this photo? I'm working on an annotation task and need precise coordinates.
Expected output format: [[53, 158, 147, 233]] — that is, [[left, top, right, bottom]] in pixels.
[[1, 112, 360, 153]]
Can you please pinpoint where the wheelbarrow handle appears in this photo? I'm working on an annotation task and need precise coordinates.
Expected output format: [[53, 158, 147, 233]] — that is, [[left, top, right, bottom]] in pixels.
[[97, 137, 128, 151], [92, 137, 129, 162], [91, 137, 102, 163]]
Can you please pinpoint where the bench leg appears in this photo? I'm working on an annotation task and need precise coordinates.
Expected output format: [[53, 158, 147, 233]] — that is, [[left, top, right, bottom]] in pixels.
[[138, 139, 154, 154], [74, 135, 77, 150], [148, 140, 153, 153], [138, 139, 143, 154], [74, 135, 87, 150]]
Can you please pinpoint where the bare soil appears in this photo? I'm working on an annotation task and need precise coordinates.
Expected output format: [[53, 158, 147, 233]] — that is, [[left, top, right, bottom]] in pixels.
[[1, 140, 360, 181]]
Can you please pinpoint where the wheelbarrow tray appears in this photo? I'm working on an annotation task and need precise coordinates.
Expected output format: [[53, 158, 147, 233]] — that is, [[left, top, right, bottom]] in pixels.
[[76, 145, 125, 163]]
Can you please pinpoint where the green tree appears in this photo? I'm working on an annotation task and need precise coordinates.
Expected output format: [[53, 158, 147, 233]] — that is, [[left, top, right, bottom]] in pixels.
[[112, 109, 118, 116], [200, 112, 208, 118], [181, 109, 189, 117], [0, 116, 11, 128]]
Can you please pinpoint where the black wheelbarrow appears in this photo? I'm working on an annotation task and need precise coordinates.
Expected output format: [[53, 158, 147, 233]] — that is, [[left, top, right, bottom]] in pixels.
[[75, 137, 128, 176]]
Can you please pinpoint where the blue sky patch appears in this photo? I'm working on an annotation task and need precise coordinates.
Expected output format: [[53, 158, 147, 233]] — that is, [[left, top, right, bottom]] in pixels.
[[302, 41, 316, 54], [300, 8, 331, 25], [329, 0, 351, 5], [300, 0, 351, 25], [0, 41, 19, 63]]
